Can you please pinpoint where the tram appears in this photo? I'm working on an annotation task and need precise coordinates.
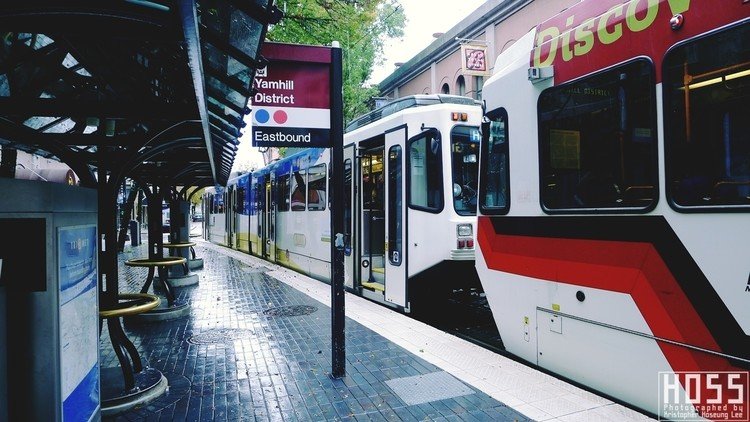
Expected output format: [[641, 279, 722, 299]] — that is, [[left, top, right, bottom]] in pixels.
[[206, 94, 483, 313], [476, 0, 749, 418]]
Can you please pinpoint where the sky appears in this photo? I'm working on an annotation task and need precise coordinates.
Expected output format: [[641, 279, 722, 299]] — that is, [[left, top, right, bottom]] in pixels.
[[232, 0, 487, 174], [368, 0, 487, 85]]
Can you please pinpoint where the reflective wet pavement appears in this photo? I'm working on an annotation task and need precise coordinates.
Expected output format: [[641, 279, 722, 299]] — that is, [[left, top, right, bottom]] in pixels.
[[101, 240, 531, 421], [101, 236, 655, 421]]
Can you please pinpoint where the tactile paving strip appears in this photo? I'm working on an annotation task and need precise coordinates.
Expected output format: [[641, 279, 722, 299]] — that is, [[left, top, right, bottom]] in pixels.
[[385, 371, 475, 406]]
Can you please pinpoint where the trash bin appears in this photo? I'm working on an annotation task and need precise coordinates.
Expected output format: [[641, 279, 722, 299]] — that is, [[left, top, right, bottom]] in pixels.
[[129, 220, 140, 246]]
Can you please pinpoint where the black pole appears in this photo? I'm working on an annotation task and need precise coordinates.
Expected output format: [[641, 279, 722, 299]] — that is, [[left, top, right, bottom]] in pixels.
[[330, 42, 346, 378]]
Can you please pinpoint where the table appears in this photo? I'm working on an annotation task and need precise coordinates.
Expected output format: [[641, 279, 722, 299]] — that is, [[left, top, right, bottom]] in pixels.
[[162, 241, 197, 262], [124, 257, 187, 306]]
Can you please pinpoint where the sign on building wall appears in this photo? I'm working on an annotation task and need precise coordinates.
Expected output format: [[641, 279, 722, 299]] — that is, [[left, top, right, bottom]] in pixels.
[[251, 43, 333, 148], [461, 44, 490, 76]]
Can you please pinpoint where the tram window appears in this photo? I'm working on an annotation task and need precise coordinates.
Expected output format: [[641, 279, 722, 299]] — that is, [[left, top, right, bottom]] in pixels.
[[451, 125, 480, 216], [277, 174, 290, 212], [479, 108, 510, 214], [307, 164, 326, 211], [388, 145, 403, 265], [291, 170, 306, 211], [538, 59, 657, 211], [408, 130, 443, 213], [664, 23, 750, 210]]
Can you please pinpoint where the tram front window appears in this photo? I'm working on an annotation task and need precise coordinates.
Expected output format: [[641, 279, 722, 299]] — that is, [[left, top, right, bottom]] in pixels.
[[451, 125, 480, 215]]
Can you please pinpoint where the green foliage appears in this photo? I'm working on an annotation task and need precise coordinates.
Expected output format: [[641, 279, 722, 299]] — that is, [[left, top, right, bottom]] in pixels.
[[268, 0, 405, 125]]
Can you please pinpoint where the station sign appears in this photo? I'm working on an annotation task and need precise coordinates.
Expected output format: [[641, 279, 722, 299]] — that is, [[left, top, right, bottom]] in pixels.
[[251, 43, 332, 148]]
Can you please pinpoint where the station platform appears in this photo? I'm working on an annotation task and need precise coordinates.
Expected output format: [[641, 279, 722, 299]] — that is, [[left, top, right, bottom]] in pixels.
[[101, 238, 655, 421]]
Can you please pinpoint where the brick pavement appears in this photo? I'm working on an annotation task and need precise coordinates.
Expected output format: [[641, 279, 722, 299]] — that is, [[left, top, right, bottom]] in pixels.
[[100, 241, 530, 421]]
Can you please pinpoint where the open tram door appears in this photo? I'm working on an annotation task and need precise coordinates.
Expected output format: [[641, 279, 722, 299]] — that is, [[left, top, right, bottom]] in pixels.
[[357, 129, 408, 308], [359, 144, 385, 294], [262, 174, 276, 262]]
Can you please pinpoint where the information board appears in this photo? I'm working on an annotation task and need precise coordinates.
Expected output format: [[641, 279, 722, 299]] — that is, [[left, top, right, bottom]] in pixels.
[[58, 225, 99, 422]]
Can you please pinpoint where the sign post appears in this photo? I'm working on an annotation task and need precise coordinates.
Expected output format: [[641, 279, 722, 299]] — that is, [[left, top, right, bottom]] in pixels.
[[252, 42, 346, 377]]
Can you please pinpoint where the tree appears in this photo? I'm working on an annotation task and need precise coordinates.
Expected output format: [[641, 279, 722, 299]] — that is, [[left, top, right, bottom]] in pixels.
[[268, 0, 405, 126]]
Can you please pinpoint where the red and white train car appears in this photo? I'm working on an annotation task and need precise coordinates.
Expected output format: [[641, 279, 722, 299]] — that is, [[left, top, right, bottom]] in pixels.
[[477, 0, 749, 418]]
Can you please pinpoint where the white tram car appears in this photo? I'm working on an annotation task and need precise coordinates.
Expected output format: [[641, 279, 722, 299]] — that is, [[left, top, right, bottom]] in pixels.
[[476, 0, 749, 418], [206, 94, 483, 313]]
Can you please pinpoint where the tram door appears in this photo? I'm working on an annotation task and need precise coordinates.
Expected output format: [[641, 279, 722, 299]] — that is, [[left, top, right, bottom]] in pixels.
[[384, 127, 406, 307], [359, 146, 385, 293], [262, 176, 276, 261]]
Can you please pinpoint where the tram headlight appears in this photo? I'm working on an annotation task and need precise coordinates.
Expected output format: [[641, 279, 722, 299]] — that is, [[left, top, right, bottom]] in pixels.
[[457, 224, 473, 237]]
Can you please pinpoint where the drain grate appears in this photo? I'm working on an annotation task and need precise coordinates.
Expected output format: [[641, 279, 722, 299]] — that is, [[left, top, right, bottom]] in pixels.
[[385, 371, 475, 405], [186, 328, 255, 345], [263, 305, 318, 317]]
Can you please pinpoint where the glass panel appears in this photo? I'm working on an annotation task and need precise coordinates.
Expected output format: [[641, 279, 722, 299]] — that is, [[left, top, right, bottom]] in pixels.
[[539, 59, 657, 210], [202, 42, 251, 102], [451, 125, 480, 215], [199, 1, 263, 59], [664, 23, 750, 209], [307, 164, 326, 211], [291, 170, 306, 211], [388, 146, 402, 266], [409, 131, 443, 212], [276, 173, 290, 212], [480, 109, 510, 214]]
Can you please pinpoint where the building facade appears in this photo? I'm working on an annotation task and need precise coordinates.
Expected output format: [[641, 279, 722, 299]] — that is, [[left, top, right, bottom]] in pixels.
[[377, 0, 579, 101]]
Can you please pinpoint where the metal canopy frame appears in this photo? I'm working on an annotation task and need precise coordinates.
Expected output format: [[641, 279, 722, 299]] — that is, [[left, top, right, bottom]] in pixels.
[[0, 0, 281, 398], [0, 0, 280, 189]]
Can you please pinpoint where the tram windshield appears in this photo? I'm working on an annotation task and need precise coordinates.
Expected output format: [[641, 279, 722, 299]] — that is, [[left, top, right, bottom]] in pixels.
[[451, 125, 481, 215]]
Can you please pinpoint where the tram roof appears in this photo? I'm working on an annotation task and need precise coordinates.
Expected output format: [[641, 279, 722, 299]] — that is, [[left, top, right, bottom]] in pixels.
[[0, 1, 281, 188], [345, 94, 480, 133]]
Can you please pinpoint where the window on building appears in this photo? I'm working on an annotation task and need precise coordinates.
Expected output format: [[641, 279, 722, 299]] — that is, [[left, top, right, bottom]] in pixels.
[[441, 83, 450, 94], [473, 76, 484, 100], [456, 75, 466, 96]]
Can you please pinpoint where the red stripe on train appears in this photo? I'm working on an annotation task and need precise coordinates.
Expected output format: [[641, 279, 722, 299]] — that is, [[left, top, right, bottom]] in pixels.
[[477, 216, 740, 375]]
